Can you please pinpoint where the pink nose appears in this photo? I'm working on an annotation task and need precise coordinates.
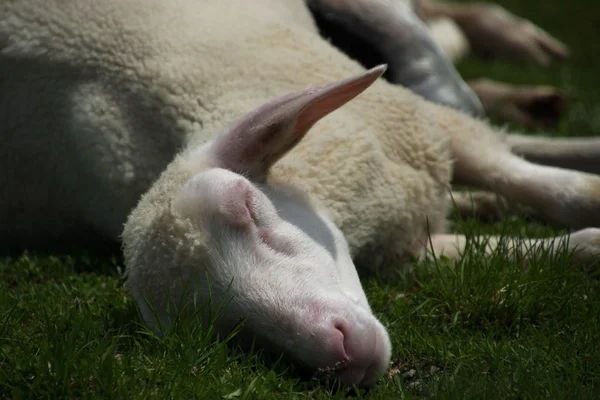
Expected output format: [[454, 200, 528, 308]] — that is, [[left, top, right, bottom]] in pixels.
[[330, 323, 349, 361], [323, 320, 388, 387]]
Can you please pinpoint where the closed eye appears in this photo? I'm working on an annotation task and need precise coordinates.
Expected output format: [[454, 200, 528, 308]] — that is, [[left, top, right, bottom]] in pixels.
[[257, 226, 273, 246], [246, 194, 257, 222]]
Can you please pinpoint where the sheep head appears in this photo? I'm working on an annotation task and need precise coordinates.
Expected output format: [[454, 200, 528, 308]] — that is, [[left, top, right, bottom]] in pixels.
[[123, 65, 392, 387]]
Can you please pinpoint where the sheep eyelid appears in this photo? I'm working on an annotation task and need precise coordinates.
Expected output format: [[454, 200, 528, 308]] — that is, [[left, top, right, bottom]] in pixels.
[[245, 192, 257, 222], [257, 226, 281, 251]]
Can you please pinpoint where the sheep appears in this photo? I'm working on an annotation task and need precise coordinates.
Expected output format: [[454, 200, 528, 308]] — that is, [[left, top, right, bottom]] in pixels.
[[311, 0, 570, 129], [415, 0, 569, 67], [307, 0, 487, 116], [418, 0, 571, 129], [2, 0, 600, 388]]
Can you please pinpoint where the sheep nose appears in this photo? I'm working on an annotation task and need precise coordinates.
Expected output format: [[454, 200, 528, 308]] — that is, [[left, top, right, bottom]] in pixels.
[[322, 320, 388, 387], [330, 322, 350, 362], [292, 301, 392, 387]]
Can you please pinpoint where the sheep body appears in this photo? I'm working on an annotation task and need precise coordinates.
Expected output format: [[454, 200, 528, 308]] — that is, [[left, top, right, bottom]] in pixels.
[[4, 0, 597, 388], [1, 0, 462, 262]]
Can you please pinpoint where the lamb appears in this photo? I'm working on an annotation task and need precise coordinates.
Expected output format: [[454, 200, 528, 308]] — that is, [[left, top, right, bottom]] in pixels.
[[311, 0, 571, 129], [2, 0, 600, 389], [416, 0, 570, 67], [419, 0, 571, 129]]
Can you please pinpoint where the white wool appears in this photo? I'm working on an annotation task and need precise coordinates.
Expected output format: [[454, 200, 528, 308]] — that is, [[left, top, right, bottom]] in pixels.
[[0, 0, 524, 387]]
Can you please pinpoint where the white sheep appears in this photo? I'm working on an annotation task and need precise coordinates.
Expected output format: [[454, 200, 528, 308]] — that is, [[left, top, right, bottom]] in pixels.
[[2, 0, 600, 388], [416, 0, 569, 67], [418, 0, 572, 129], [310, 0, 571, 129]]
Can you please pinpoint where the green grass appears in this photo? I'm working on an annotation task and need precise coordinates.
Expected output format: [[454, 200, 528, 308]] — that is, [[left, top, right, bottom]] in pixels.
[[2, 1, 600, 398]]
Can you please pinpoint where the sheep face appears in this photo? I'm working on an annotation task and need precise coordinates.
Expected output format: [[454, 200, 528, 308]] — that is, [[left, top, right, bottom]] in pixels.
[[173, 167, 392, 386], [126, 66, 392, 387]]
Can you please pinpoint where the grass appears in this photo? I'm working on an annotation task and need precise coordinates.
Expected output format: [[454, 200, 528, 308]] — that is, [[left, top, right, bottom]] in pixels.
[[2, 0, 600, 398]]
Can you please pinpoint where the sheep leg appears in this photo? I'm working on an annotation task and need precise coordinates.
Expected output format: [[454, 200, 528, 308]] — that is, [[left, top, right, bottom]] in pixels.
[[305, 0, 485, 117], [449, 190, 547, 222], [451, 136, 600, 229], [467, 79, 569, 130], [506, 134, 600, 176], [422, 16, 470, 64], [416, 0, 569, 66], [424, 229, 600, 265], [450, 191, 515, 221]]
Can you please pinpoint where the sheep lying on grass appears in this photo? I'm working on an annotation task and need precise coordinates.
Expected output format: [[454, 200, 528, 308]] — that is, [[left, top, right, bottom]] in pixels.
[[1, 0, 599, 388], [418, 0, 571, 129], [312, 0, 571, 129]]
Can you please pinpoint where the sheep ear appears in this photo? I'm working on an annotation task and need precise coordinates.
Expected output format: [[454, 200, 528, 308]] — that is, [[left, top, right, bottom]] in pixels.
[[210, 65, 387, 180]]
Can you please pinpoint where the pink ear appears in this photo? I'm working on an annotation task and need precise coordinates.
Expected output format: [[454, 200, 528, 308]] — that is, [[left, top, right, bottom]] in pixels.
[[210, 65, 387, 180]]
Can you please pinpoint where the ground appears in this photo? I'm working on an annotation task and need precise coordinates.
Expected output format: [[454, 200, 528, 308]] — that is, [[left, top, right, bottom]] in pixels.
[[1, 0, 599, 398]]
